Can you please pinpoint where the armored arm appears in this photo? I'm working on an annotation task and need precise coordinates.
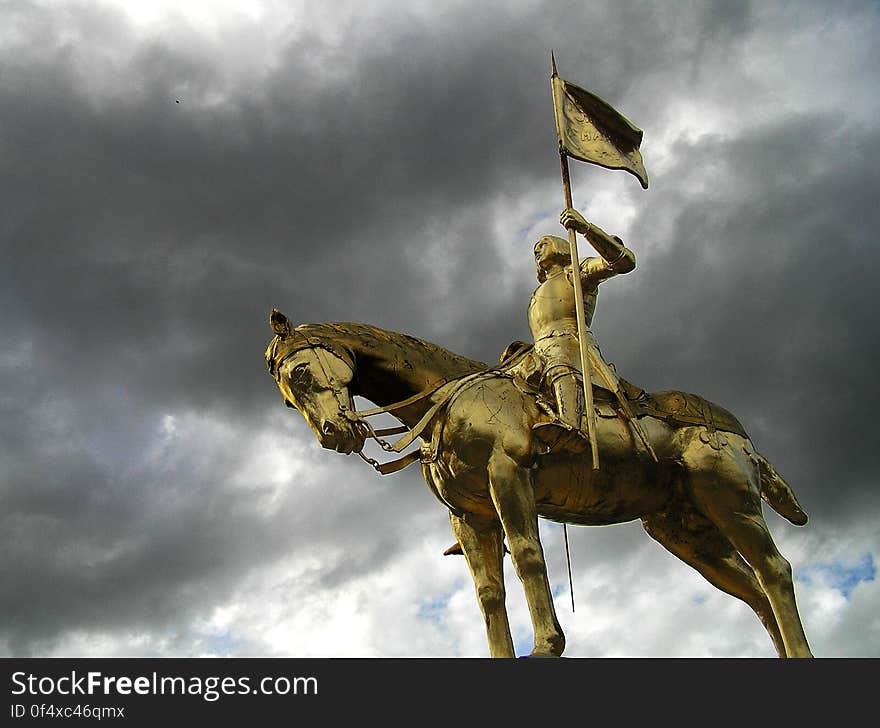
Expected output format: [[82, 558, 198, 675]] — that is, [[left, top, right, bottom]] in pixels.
[[560, 208, 635, 282], [583, 223, 635, 275]]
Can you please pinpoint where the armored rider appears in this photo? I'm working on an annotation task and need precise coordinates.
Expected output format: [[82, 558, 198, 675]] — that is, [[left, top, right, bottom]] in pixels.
[[530, 207, 649, 453], [443, 208, 648, 556]]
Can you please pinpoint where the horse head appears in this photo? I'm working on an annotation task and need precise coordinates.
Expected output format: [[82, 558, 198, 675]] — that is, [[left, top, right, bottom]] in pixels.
[[266, 310, 366, 454]]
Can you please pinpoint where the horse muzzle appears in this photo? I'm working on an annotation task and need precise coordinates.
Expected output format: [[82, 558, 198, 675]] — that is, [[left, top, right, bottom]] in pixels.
[[318, 418, 366, 455]]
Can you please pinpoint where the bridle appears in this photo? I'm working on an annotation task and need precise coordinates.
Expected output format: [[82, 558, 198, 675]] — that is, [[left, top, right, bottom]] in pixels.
[[268, 329, 449, 474]]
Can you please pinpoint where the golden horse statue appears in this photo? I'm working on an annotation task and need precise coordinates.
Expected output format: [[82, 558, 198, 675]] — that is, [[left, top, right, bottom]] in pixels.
[[265, 312, 812, 657]]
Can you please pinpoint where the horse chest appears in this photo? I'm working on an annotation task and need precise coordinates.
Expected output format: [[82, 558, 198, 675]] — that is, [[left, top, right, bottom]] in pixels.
[[425, 454, 497, 521]]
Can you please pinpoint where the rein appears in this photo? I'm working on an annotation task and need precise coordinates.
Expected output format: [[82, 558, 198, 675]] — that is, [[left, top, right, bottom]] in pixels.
[[270, 328, 529, 477], [354, 380, 448, 474], [270, 329, 457, 475], [355, 370, 490, 474]]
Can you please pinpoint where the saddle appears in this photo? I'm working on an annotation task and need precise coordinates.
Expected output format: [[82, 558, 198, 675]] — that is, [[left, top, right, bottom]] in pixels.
[[630, 389, 748, 440], [498, 341, 748, 440], [365, 342, 749, 480]]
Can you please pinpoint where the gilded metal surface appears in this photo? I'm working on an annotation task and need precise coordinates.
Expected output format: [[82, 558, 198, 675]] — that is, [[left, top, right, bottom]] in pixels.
[[530, 210, 630, 409], [529, 209, 655, 461], [551, 58, 649, 188], [266, 313, 813, 658]]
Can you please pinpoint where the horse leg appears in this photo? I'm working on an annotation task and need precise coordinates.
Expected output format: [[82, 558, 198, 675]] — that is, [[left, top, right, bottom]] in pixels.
[[449, 513, 514, 657], [642, 508, 786, 657], [684, 444, 812, 657], [487, 449, 565, 657]]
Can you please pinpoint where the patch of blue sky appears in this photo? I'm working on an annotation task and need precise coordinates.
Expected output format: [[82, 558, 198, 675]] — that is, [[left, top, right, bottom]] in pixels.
[[204, 630, 245, 655], [513, 627, 533, 658], [417, 591, 455, 623], [796, 552, 876, 598]]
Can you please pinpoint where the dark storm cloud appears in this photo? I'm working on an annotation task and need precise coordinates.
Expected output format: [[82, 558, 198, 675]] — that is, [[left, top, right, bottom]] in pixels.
[[1, 0, 758, 377], [1, 0, 878, 655]]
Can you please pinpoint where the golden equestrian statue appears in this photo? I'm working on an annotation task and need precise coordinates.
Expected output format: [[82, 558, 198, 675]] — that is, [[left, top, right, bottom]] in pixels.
[[264, 59, 812, 657], [265, 310, 810, 657]]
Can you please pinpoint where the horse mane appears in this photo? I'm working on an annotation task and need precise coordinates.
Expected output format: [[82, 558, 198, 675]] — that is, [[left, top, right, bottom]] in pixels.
[[293, 322, 489, 379]]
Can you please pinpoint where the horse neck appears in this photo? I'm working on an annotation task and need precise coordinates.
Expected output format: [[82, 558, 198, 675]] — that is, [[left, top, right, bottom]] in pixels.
[[302, 323, 487, 427]]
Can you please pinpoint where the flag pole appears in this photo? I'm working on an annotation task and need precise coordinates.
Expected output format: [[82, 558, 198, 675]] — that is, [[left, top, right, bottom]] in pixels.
[[551, 53, 600, 470]]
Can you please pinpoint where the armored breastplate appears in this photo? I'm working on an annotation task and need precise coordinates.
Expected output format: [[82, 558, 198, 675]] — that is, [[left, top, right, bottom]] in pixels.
[[528, 270, 598, 339]]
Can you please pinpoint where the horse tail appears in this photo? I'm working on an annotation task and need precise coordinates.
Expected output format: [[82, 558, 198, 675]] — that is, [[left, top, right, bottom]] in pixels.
[[757, 453, 808, 526]]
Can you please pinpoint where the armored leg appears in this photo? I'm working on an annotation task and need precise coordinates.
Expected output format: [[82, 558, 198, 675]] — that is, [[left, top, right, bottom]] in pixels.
[[532, 367, 588, 452], [547, 367, 583, 430]]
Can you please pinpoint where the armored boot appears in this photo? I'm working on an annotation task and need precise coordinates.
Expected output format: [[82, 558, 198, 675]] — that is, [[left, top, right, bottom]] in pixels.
[[532, 369, 589, 453]]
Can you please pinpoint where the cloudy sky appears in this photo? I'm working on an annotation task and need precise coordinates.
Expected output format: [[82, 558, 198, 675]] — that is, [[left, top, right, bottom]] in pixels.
[[2, 0, 878, 658]]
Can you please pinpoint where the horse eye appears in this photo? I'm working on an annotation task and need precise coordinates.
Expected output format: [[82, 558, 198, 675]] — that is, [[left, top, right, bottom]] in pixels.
[[290, 363, 310, 382]]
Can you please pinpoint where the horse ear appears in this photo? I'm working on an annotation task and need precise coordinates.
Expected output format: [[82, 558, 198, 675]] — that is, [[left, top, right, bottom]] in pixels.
[[270, 308, 291, 338]]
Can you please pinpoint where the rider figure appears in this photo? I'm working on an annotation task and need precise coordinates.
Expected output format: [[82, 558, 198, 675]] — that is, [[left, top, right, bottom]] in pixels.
[[530, 208, 638, 449], [444, 209, 646, 555]]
